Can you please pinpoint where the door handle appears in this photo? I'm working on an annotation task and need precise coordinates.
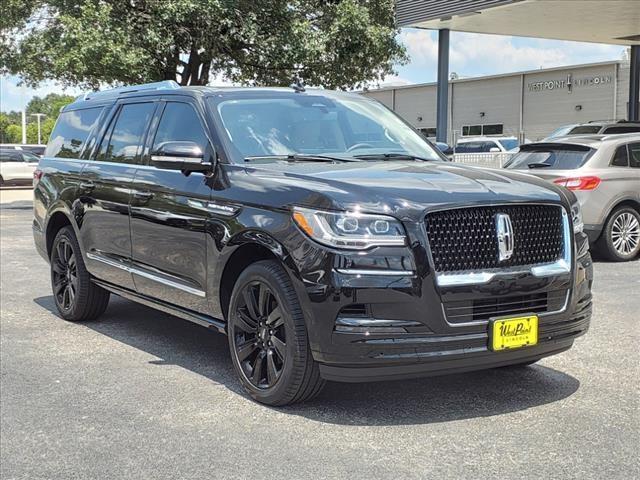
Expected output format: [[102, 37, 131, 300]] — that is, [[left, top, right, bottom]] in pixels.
[[133, 191, 154, 200], [79, 181, 95, 191]]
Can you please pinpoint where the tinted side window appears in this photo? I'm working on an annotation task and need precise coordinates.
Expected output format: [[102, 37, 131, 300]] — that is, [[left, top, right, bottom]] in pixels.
[[629, 143, 640, 168], [569, 125, 601, 134], [456, 142, 481, 153], [611, 146, 629, 167], [21, 152, 40, 162], [152, 102, 207, 151], [45, 107, 103, 159], [0, 151, 22, 162], [97, 103, 155, 164], [602, 126, 640, 134], [480, 141, 498, 152]]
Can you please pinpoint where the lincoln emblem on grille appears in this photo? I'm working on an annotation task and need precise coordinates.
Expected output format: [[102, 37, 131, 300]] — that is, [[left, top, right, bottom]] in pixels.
[[495, 213, 514, 261]]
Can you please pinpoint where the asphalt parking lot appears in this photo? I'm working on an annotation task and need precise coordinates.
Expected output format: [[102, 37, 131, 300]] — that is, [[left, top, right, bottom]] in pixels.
[[1, 194, 638, 480]]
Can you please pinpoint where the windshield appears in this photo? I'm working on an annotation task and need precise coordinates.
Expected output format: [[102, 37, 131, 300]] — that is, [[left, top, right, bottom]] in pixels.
[[210, 93, 441, 163], [498, 139, 519, 151], [505, 146, 594, 170]]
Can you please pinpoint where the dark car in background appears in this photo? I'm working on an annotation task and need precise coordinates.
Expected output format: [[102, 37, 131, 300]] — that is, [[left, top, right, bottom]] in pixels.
[[505, 134, 640, 261], [33, 81, 593, 405]]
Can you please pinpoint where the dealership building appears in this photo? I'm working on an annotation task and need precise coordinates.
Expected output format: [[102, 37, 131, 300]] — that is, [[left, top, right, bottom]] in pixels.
[[362, 59, 634, 144]]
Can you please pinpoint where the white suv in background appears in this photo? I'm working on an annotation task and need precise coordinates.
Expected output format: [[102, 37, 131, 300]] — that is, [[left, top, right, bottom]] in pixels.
[[545, 121, 640, 140], [455, 136, 520, 153], [0, 148, 40, 186], [505, 134, 640, 261]]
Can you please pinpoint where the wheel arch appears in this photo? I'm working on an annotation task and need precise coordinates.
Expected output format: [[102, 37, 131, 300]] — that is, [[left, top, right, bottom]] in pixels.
[[603, 198, 640, 225], [218, 231, 302, 322], [44, 206, 84, 259]]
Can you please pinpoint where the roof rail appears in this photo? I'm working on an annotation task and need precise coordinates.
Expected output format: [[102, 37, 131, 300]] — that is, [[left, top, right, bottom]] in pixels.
[[78, 80, 180, 101], [601, 132, 640, 141]]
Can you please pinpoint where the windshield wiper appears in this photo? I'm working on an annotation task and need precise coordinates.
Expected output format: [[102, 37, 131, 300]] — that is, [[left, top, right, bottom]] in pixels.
[[527, 162, 553, 169], [353, 153, 434, 162], [244, 154, 354, 163]]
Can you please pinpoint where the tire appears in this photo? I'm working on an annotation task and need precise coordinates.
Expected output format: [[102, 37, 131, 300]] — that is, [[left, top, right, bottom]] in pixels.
[[50, 226, 110, 321], [227, 260, 325, 406], [596, 206, 640, 262], [0, 175, 4, 186]]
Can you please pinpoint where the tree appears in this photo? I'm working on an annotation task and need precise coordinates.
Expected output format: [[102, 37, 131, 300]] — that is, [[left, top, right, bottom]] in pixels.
[[0, 94, 73, 143], [1, 0, 407, 90], [4, 124, 22, 143], [26, 93, 76, 118]]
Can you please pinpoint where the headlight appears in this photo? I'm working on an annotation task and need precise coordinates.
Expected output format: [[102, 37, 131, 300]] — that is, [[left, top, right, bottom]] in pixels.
[[571, 202, 584, 233], [292, 207, 406, 249]]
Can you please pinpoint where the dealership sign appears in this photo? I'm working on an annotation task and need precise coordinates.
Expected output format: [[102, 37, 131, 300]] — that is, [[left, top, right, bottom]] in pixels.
[[528, 73, 613, 93]]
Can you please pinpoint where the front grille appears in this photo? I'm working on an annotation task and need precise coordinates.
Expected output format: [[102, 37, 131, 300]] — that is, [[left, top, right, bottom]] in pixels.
[[425, 204, 564, 273], [444, 290, 568, 324]]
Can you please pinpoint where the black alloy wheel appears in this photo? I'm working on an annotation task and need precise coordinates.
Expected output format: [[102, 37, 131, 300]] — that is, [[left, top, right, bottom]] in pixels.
[[232, 280, 286, 389], [50, 226, 110, 321], [52, 237, 78, 312], [227, 260, 325, 406]]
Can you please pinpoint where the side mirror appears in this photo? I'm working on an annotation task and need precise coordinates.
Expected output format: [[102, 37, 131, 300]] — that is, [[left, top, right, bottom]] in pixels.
[[150, 141, 212, 172], [489, 147, 501, 153]]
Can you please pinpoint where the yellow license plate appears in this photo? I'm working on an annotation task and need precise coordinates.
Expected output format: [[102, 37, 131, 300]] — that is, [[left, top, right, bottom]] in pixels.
[[490, 315, 538, 351]]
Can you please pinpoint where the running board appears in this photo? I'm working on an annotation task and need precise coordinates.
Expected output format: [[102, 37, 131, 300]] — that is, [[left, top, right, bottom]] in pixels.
[[92, 279, 226, 334]]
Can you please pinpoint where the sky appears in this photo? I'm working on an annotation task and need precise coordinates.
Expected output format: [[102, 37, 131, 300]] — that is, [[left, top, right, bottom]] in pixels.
[[0, 29, 628, 112]]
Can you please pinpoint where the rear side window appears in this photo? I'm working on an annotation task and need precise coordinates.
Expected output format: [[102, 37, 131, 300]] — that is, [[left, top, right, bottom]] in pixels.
[[611, 146, 629, 167], [568, 125, 601, 135], [45, 107, 103, 159], [629, 143, 640, 168], [0, 150, 22, 162], [505, 146, 593, 170], [602, 126, 640, 134], [97, 103, 155, 164], [152, 102, 208, 151], [456, 141, 497, 153]]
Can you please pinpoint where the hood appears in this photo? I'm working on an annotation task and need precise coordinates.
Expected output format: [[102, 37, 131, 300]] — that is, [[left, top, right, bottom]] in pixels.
[[240, 160, 565, 221]]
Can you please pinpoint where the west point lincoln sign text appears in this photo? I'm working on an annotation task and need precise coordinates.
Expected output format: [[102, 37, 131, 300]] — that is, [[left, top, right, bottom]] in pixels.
[[528, 73, 613, 93]]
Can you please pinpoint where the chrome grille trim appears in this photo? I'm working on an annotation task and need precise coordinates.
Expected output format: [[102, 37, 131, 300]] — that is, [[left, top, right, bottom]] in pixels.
[[433, 206, 571, 287]]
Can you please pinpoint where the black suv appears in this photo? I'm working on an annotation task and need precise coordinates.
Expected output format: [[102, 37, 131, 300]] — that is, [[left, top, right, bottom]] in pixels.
[[34, 81, 593, 405]]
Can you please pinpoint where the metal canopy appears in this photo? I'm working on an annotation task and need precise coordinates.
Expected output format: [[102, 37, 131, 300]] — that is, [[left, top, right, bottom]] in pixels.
[[396, 0, 640, 46], [396, 0, 640, 134]]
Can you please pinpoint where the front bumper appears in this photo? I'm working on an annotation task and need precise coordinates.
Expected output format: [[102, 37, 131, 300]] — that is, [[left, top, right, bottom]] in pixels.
[[287, 220, 593, 383]]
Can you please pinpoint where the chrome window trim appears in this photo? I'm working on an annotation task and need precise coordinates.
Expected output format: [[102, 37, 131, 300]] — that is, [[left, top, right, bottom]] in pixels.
[[435, 207, 571, 287], [86, 252, 206, 297], [150, 155, 209, 165], [40, 157, 207, 171]]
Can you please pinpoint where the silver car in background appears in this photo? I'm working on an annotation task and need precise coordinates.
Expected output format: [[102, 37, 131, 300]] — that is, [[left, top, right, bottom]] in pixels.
[[505, 134, 640, 261]]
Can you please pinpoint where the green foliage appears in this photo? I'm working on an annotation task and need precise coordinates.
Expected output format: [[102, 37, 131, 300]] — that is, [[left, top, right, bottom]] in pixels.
[[26, 93, 75, 117], [1, 0, 406, 90], [3, 124, 22, 143], [0, 94, 73, 143]]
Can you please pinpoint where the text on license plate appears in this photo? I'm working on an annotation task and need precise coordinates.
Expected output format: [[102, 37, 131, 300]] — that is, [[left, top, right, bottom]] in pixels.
[[490, 315, 538, 351]]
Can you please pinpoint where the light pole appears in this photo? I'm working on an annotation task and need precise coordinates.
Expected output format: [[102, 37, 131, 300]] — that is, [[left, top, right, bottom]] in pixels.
[[30, 113, 46, 145]]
